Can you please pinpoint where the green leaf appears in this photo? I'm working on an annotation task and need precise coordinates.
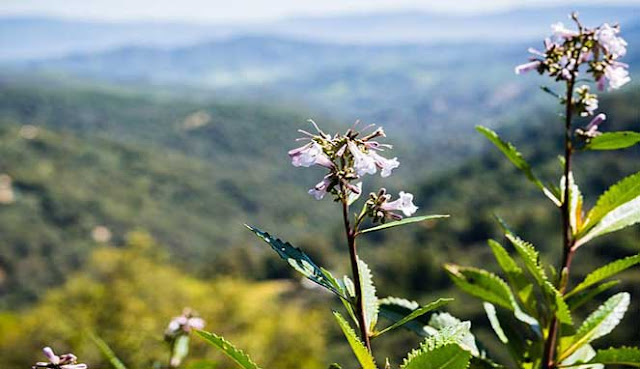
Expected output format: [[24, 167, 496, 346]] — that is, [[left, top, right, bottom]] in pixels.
[[378, 297, 429, 337], [561, 172, 584, 235], [333, 311, 378, 369], [559, 292, 631, 362], [358, 215, 449, 235], [246, 225, 346, 299], [544, 281, 574, 325], [585, 131, 640, 151], [566, 254, 640, 298], [373, 298, 453, 337], [358, 257, 379, 332], [476, 125, 561, 206], [566, 280, 621, 311], [445, 264, 540, 330], [196, 330, 262, 369], [483, 303, 508, 344], [577, 171, 640, 247], [560, 344, 598, 368], [505, 233, 548, 287], [487, 239, 533, 307], [589, 347, 640, 367], [88, 332, 128, 369], [401, 324, 473, 369], [427, 312, 480, 357]]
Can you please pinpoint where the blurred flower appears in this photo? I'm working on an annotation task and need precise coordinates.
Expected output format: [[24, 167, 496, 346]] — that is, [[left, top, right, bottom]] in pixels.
[[551, 22, 578, 38], [91, 226, 112, 243], [575, 85, 598, 117], [603, 64, 631, 90], [166, 308, 205, 336], [19, 125, 40, 140], [381, 191, 418, 217], [288, 142, 333, 168], [595, 23, 627, 58], [33, 347, 87, 369], [515, 61, 541, 75], [577, 113, 607, 138]]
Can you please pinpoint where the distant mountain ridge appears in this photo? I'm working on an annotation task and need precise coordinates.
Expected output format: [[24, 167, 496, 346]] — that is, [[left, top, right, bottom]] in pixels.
[[2, 4, 639, 60]]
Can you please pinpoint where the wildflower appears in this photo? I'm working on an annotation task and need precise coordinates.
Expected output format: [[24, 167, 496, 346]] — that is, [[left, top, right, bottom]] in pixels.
[[575, 85, 598, 117], [551, 22, 579, 38], [577, 113, 606, 138], [368, 151, 399, 177], [348, 141, 377, 176], [33, 347, 87, 369], [515, 61, 541, 75], [603, 63, 631, 90], [595, 23, 627, 58], [381, 191, 418, 217], [309, 176, 333, 200], [166, 308, 205, 335], [288, 142, 333, 168]]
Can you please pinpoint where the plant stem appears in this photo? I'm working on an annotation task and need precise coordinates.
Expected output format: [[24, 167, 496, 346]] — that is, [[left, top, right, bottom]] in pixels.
[[341, 193, 372, 351], [542, 75, 577, 369]]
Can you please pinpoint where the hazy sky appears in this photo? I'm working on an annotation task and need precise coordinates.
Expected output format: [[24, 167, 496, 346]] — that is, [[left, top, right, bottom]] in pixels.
[[2, 0, 640, 23]]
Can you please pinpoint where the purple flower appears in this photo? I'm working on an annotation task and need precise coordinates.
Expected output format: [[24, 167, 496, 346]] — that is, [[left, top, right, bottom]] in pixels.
[[381, 191, 418, 217], [551, 22, 579, 38], [348, 141, 377, 176], [308, 176, 333, 200], [586, 113, 607, 134], [166, 309, 206, 334], [604, 64, 631, 90], [33, 347, 87, 369], [515, 61, 541, 75], [595, 23, 627, 58], [369, 151, 400, 178], [288, 142, 334, 168]]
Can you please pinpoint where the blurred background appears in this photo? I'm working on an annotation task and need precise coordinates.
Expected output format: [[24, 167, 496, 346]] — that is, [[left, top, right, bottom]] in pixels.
[[0, 1, 639, 368]]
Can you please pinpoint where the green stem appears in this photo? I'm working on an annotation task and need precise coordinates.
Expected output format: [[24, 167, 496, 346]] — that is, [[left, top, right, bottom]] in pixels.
[[341, 188, 372, 352]]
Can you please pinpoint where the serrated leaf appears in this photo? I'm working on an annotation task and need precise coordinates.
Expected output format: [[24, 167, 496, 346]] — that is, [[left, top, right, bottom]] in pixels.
[[476, 125, 561, 206], [588, 347, 640, 367], [402, 323, 472, 369], [333, 311, 378, 369], [567, 281, 621, 311], [196, 330, 262, 369], [505, 233, 548, 287], [577, 172, 640, 247], [358, 257, 379, 332], [585, 131, 640, 151], [378, 297, 429, 337], [487, 239, 533, 307], [374, 298, 453, 337], [445, 264, 540, 330], [559, 293, 631, 361], [428, 313, 480, 356], [246, 225, 346, 299], [88, 332, 128, 369], [358, 215, 449, 235], [566, 254, 640, 298], [544, 280, 574, 325]]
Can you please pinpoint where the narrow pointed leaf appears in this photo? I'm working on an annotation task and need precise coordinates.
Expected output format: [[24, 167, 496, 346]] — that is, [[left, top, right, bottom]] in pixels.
[[359, 215, 449, 235], [566, 281, 621, 311], [246, 225, 346, 298], [487, 239, 532, 306], [483, 303, 508, 344], [196, 330, 262, 369], [505, 233, 548, 287], [559, 292, 631, 361], [588, 347, 640, 367], [476, 125, 561, 206], [357, 257, 379, 332], [88, 332, 128, 369], [333, 311, 378, 369], [577, 171, 640, 246], [378, 297, 429, 337], [374, 298, 453, 337], [566, 254, 640, 298], [585, 131, 640, 151]]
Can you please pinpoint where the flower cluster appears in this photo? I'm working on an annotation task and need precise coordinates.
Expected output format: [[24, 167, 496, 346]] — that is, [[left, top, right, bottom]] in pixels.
[[515, 14, 630, 92], [165, 308, 205, 338], [289, 121, 417, 220], [32, 347, 87, 369], [365, 188, 419, 222]]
